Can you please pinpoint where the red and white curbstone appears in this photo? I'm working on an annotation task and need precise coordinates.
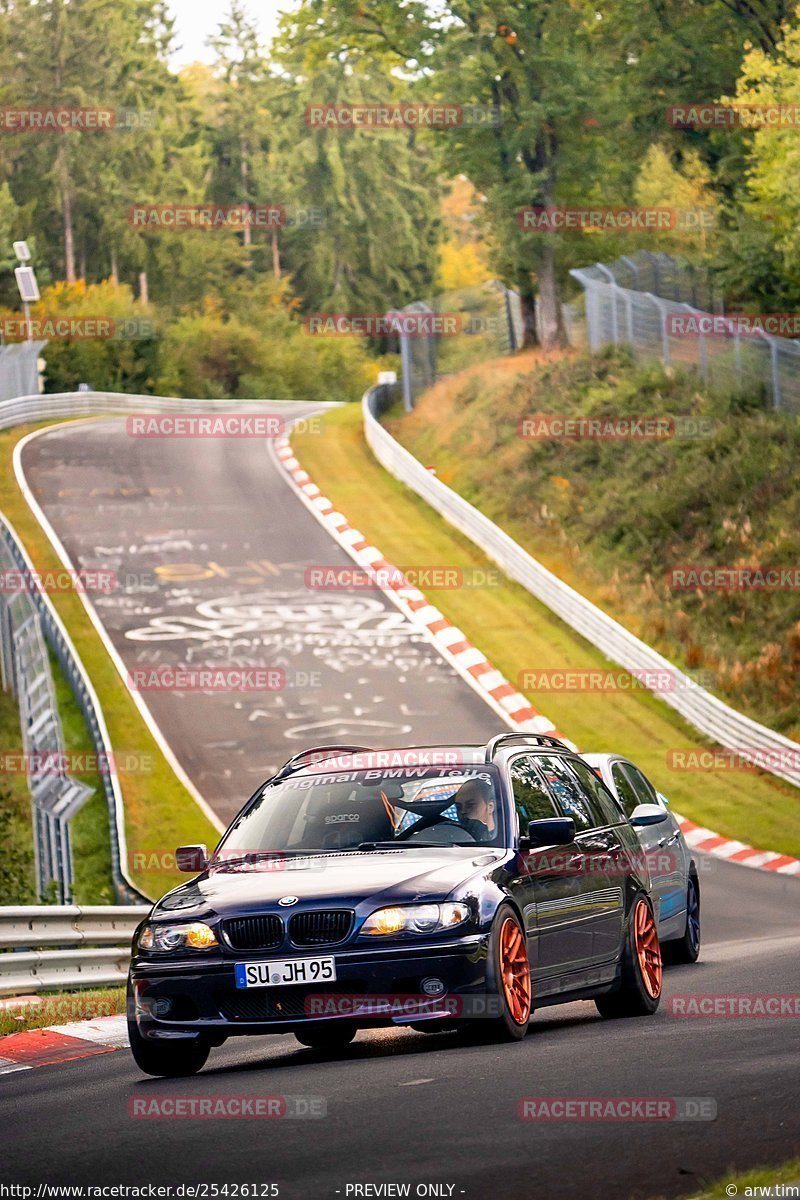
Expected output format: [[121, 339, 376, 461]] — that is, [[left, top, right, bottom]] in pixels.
[[674, 816, 799, 876], [0, 1015, 127, 1073], [274, 433, 800, 880], [273, 437, 575, 748]]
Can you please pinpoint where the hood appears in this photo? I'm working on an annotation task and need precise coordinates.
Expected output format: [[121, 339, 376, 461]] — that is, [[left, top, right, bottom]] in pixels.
[[153, 848, 505, 921]]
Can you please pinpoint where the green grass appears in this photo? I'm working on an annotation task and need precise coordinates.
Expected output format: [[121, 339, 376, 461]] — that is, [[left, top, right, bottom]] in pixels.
[[48, 648, 114, 904], [0, 421, 220, 900], [0, 987, 125, 1036], [386, 347, 800, 741], [0, 687, 37, 904], [292, 401, 800, 858], [661, 1159, 800, 1200]]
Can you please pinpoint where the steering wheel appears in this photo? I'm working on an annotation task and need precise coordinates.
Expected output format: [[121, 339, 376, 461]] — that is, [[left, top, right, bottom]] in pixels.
[[395, 813, 478, 842]]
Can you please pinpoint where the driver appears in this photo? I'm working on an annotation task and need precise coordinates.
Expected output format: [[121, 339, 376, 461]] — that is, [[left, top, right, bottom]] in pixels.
[[453, 777, 497, 842]]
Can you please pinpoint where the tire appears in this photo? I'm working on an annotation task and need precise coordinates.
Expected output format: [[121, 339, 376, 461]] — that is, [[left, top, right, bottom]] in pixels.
[[595, 895, 662, 1019], [294, 1022, 357, 1051], [482, 904, 532, 1042], [664, 875, 701, 964], [126, 977, 209, 1077]]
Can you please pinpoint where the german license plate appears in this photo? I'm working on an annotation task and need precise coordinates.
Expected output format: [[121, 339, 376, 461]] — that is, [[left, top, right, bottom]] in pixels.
[[234, 957, 336, 989]]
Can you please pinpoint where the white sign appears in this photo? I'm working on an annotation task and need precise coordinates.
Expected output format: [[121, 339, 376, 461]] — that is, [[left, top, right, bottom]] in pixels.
[[13, 240, 31, 262], [14, 265, 40, 303]]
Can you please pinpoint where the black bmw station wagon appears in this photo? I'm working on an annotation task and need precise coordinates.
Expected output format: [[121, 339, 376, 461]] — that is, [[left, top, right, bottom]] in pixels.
[[128, 734, 663, 1076]]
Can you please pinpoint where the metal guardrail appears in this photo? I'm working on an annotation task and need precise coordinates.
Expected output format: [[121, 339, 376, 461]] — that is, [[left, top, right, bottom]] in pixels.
[[0, 904, 148, 996], [362, 384, 800, 790], [0, 533, 92, 901], [0, 389, 295, 905]]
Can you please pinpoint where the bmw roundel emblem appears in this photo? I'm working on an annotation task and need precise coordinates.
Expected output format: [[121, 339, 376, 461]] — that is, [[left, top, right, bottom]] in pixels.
[[278, 896, 299, 906]]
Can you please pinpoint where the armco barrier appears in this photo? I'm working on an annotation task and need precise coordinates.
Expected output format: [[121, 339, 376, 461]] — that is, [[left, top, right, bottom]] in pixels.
[[362, 385, 800, 790], [0, 390, 298, 904], [0, 904, 149, 996]]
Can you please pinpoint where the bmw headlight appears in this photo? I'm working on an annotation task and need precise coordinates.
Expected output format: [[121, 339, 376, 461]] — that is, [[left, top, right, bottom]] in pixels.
[[360, 903, 470, 937], [137, 922, 218, 952]]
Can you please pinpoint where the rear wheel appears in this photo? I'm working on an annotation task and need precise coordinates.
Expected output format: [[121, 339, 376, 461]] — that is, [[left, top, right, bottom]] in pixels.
[[596, 895, 662, 1019], [483, 905, 531, 1041], [665, 875, 701, 964], [294, 1022, 357, 1051]]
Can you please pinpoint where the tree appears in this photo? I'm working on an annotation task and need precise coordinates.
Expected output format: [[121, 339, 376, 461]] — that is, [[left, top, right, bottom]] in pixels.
[[276, 0, 606, 347]]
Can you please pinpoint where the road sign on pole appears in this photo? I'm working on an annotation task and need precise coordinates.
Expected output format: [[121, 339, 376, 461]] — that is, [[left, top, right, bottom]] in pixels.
[[14, 265, 39, 342], [14, 265, 40, 303], [13, 240, 31, 262]]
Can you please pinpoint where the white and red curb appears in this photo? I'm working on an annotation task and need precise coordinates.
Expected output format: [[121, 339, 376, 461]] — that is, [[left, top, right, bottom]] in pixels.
[[0, 1014, 127, 1074], [273, 433, 800, 880], [272, 436, 575, 747]]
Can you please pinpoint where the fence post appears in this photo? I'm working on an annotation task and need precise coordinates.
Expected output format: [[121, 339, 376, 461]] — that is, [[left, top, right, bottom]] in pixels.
[[399, 332, 413, 413], [768, 337, 782, 410], [648, 295, 671, 367]]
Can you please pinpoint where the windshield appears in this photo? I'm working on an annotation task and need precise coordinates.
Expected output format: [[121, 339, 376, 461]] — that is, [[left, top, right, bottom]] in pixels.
[[217, 764, 505, 857]]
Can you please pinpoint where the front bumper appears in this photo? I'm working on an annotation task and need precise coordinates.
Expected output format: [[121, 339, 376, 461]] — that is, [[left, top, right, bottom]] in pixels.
[[130, 933, 490, 1040]]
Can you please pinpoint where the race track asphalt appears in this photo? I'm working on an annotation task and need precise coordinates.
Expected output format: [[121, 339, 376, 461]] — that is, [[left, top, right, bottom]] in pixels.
[[6, 405, 799, 1198]]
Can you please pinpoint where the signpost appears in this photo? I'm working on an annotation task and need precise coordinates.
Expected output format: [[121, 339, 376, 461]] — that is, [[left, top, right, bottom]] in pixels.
[[12, 243, 39, 342]]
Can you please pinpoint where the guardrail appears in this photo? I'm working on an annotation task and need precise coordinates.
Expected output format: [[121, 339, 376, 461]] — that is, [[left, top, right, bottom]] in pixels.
[[362, 384, 800, 790], [0, 904, 148, 996], [1, 390, 293, 905]]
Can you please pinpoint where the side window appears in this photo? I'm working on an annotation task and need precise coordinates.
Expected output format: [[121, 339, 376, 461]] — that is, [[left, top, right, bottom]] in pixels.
[[569, 761, 624, 827], [509, 755, 558, 829], [623, 764, 658, 806], [536, 754, 596, 832], [611, 763, 640, 819]]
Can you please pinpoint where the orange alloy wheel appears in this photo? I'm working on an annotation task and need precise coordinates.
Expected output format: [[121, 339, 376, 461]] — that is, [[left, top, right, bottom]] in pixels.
[[499, 916, 531, 1024], [634, 900, 662, 999]]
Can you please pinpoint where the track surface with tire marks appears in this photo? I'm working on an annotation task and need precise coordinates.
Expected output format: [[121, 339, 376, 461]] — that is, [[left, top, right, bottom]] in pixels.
[[6, 407, 800, 1198]]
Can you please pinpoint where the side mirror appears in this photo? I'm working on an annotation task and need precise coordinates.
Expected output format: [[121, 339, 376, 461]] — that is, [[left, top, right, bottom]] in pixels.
[[527, 817, 576, 847], [176, 844, 208, 872], [629, 804, 668, 828]]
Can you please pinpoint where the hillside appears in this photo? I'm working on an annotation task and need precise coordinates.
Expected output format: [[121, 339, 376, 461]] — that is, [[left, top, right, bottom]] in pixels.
[[386, 348, 800, 740]]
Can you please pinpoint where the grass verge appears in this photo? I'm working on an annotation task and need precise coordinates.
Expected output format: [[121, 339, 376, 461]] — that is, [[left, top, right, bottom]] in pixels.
[[292, 402, 800, 858], [0, 687, 37, 903], [662, 1159, 800, 1200], [0, 420, 220, 900], [0, 987, 125, 1037], [386, 348, 800, 740]]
